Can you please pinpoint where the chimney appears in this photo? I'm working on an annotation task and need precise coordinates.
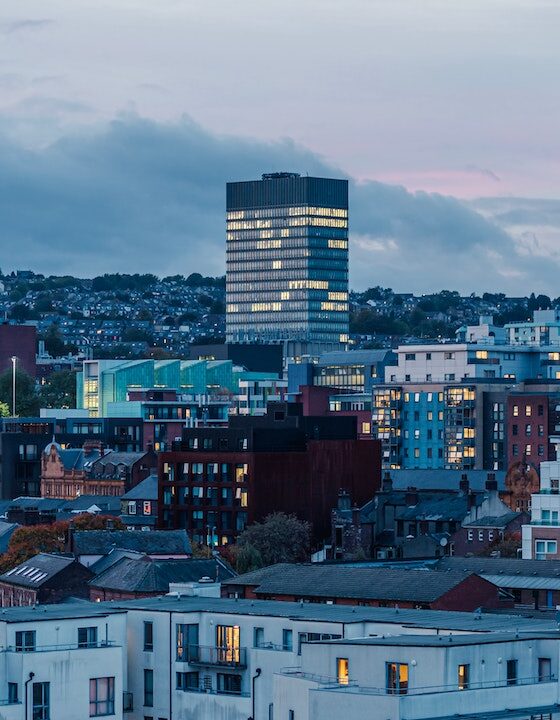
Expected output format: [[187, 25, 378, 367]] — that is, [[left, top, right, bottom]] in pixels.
[[459, 473, 469, 496], [405, 487, 419, 506], [467, 489, 477, 511], [485, 473, 498, 493], [382, 471, 393, 493], [351, 505, 360, 526], [337, 489, 351, 512]]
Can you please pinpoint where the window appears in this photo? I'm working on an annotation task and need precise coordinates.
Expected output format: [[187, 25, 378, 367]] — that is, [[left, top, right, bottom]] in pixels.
[[361, 422, 371, 434], [525, 444, 532, 456], [535, 539, 557, 559], [525, 424, 532, 436], [176, 672, 199, 691], [78, 627, 98, 649], [386, 662, 408, 695], [538, 657, 552, 682], [144, 622, 153, 652], [32, 682, 49, 720], [426, 353, 432, 360], [526, 405, 532, 416], [538, 404, 544, 416], [444, 373, 455, 381], [478, 530, 484, 542], [15, 630, 35, 652], [458, 664, 469, 690], [253, 627, 264, 648], [8, 683, 18, 704], [475, 350, 488, 359], [89, 677, 115, 717], [282, 629, 293, 651], [512, 424, 518, 436], [506, 659, 518, 686], [513, 405, 519, 417], [144, 669, 154, 707], [289, 711, 295, 720], [445, 352, 455, 360], [405, 353, 416, 361], [337, 658, 349, 685], [127, 501, 136, 515], [467, 530, 473, 541], [143, 501, 152, 515], [217, 673, 242, 695], [176, 623, 198, 661], [216, 625, 240, 663]]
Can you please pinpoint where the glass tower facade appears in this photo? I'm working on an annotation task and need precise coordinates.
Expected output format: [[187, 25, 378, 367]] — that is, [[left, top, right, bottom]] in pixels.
[[226, 173, 349, 344]]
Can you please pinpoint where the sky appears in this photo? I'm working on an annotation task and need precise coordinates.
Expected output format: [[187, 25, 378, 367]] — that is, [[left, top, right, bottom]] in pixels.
[[1, 0, 559, 294]]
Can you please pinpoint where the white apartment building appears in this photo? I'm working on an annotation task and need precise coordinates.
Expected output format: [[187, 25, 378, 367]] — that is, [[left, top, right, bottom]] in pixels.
[[275, 632, 560, 720], [0, 604, 127, 720], [522, 437, 560, 560], [0, 595, 556, 720]]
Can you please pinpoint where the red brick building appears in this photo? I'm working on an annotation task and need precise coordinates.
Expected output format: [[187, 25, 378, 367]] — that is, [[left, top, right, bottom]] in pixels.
[[0, 323, 36, 377], [222, 563, 509, 611], [158, 403, 381, 546]]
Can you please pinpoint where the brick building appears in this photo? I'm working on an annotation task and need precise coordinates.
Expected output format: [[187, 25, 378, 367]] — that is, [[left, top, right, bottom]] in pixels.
[[222, 563, 508, 611], [40, 441, 157, 499], [158, 402, 381, 546], [0, 553, 92, 606], [0, 323, 36, 377]]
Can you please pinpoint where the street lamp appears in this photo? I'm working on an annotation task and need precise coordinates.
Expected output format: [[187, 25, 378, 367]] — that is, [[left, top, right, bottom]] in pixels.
[[10, 356, 16, 417]]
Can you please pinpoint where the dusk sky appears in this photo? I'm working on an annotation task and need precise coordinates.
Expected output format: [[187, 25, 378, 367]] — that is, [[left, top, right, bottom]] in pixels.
[[1, 0, 559, 294]]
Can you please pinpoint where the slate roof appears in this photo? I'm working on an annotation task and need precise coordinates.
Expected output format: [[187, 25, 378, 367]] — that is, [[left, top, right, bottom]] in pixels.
[[389, 469, 506, 492], [222, 563, 487, 603], [0, 553, 77, 588], [92, 452, 147, 468], [90, 557, 235, 593], [436, 557, 560, 578], [121, 474, 158, 501], [88, 548, 146, 576], [58, 448, 103, 471], [0, 521, 18, 553], [463, 512, 522, 529], [64, 495, 121, 514], [72, 529, 192, 556], [398, 494, 481, 522], [120, 515, 157, 527]]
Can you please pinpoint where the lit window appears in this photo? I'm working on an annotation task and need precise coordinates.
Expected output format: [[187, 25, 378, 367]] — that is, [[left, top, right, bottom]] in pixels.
[[337, 658, 349, 685], [458, 664, 470, 690]]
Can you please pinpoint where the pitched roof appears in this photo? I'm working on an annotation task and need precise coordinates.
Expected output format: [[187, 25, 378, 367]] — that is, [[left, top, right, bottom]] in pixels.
[[437, 557, 560, 578], [90, 557, 236, 593], [389, 469, 506, 491], [92, 452, 148, 468], [0, 553, 78, 588], [0, 521, 18, 553], [72, 529, 192, 556], [63, 495, 122, 514], [397, 494, 480, 522], [58, 447, 103, 471], [223, 563, 487, 603], [121, 474, 158, 500], [463, 512, 522, 529], [88, 548, 147, 576]]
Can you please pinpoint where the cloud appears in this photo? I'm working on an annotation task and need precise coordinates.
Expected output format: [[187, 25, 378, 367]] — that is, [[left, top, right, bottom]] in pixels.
[[0, 114, 558, 294], [1, 19, 53, 35]]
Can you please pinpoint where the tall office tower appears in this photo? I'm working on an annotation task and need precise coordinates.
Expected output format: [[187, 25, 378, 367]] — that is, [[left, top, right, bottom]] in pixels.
[[226, 173, 349, 345]]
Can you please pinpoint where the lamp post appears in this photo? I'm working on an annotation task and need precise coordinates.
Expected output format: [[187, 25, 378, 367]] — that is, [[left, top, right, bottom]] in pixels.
[[10, 356, 16, 417]]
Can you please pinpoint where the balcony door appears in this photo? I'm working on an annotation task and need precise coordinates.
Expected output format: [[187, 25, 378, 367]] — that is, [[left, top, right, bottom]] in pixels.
[[216, 624, 240, 663]]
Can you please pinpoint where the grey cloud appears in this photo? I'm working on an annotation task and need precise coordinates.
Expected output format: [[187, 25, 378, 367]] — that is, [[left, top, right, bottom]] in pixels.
[[1, 19, 53, 35], [0, 114, 558, 294]]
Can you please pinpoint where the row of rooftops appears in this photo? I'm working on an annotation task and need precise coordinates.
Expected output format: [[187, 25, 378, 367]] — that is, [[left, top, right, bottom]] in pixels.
[[0, 594, 554, 633]]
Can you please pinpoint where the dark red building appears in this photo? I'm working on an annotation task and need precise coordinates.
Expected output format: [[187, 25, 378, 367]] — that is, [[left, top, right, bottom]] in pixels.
[[292, 385, 373, 439], [506, 390, 560, 470], [158, 402, 381, 546], [0, 323, 36, 377], [221, 563, 509, 611]]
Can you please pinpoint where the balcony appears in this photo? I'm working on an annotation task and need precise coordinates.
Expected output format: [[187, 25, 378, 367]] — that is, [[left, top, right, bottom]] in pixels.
[[6, 640, 119, 653], [123, 692, 133, 713], [187, 645, 247, 669]]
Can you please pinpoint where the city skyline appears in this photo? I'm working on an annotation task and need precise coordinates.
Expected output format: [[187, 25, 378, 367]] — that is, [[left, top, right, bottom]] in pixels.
[[1, 1, 559, 293]]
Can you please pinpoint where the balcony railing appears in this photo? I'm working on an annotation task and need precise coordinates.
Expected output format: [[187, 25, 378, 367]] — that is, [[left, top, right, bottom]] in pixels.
[[279, 670, 556, 696], [187, 645, 247, 668], [178, 686, 250, 698], [5, 640, 118, 653]]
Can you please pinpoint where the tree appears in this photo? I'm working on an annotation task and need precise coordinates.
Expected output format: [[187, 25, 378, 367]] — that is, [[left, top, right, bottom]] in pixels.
[[70, 514, 125, 530], [42, 325, 66, 357], [0, 522, 68, 572], [0, 368, 39, 416], [478, 532, 521, 558], [232, 512, 311, 572], [39, 370, 77, 409]]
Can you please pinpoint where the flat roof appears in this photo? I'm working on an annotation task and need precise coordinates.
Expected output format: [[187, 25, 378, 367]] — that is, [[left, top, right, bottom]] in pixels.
[[0, 602, 126, 624], [107, 596, 556, 633], [319, 631, 560, 647]]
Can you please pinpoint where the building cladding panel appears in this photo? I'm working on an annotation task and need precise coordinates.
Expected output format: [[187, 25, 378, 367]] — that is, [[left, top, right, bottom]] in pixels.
[[226, 173, 349, 344]]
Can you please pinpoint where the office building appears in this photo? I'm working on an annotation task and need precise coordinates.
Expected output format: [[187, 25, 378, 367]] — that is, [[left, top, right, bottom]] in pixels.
[[522, 437, 560, 559], [158, 402, 380, 545], [226, 173, 349, 345]]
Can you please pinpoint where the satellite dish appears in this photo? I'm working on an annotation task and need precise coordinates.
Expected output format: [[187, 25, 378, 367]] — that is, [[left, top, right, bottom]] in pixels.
[[440, 537, 448, 547]]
